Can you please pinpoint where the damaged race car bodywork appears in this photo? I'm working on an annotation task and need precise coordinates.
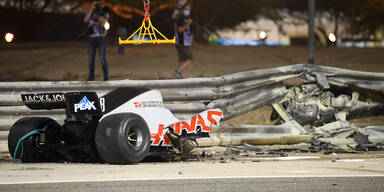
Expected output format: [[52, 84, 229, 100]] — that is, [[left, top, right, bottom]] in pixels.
[[8, 87, 223, 164], [271, 81, 384, 152]]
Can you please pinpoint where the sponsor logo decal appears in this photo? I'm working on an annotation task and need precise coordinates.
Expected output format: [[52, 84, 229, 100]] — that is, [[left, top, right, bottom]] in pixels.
[[74, 96, 96, 112], [134, 102, 142, 108], [151, 110, 223, 146], [23, 94, 65, 103], [134, 101, 163, 108]]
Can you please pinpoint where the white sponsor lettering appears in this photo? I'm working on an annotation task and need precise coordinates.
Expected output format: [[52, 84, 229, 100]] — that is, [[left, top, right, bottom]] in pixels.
[[99, 98, 105, 112], [74, 96, 96, 112], [38, 95, 45, 102], [23, 94, 65, 103], [54, 94, 65, 102], [33, 95, 39, 102]]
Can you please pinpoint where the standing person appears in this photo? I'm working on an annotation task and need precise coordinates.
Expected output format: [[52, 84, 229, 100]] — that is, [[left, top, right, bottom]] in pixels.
[[173, 3, 193, 79], [83, 1, 109, 81]]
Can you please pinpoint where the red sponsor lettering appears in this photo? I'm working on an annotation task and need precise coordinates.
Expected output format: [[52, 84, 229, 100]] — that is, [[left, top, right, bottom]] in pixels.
[[151, 110, 223, 146], [207, 110, 223, 125], [163, 132, 170, 145], [150, 124, 170, 146], [150, 124, 164, 145], [181, 116, 197, 133], [169, 122, 181, 135], [197, 114, 211, 132], [175, 122, 181, 134]]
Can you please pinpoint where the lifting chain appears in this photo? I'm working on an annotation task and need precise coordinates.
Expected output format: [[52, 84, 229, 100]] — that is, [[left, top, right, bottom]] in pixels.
[[143, 0, 150, 21]]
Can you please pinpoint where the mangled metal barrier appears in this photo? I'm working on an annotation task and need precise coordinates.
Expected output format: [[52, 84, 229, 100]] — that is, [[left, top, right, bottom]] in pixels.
[[272, 64, 384, 152], [1, 63, 384, 153], [197, 122, 311, 147], [306, 64, 384, 91]]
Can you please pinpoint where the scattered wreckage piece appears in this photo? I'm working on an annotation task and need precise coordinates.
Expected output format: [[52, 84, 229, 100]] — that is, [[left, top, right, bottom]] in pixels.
[[271, 83, 384, 126], [270, 65, 384, 152], [197, 123, 310, 147]]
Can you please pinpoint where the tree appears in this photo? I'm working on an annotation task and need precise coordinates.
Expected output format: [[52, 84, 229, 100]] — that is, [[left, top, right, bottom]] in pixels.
[[262, 0, 384, 42], [2, 0, 383, 42], [345, 0, 384, 39]]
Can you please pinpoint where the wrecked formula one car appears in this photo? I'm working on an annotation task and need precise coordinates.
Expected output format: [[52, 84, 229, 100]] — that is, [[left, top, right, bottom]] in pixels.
[[271, 83, 384, 126], [271, 81, 384, 152], [8, 87, 223, 164]]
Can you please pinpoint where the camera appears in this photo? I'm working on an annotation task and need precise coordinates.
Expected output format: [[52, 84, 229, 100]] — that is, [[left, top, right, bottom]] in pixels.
[[94, 2, 109, 18], [79, 1, 110, 39]]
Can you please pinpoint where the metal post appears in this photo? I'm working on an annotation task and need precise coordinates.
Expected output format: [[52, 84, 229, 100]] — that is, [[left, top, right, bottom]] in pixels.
[[308, 0, 315, 64]]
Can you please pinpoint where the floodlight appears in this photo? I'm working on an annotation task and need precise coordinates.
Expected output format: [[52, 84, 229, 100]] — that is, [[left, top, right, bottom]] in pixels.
[[259, 31, 267, 40], [328, 33, 336, 43], [104, 21, 110, 31], [4, 32, 14, 43]]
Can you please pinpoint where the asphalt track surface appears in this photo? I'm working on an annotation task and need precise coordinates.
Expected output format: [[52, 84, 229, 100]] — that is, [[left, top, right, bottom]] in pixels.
[[1, 154, 384, 191], [1, 176, 384, 192]]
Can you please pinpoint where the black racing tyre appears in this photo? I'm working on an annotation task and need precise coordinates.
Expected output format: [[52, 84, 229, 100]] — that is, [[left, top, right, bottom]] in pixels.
[[8, 117, 61, 163], [95, 113, 150, 164]]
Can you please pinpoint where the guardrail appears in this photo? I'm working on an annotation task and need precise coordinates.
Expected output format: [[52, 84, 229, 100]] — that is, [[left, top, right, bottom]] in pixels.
[[1, 64, 384, 153]]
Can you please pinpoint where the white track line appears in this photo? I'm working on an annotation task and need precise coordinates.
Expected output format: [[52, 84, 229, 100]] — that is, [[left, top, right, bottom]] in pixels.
[[1, 175, 384, 185]]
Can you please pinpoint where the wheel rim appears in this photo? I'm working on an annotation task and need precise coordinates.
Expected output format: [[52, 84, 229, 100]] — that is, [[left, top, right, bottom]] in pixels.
[[126, 125, 143, 150]]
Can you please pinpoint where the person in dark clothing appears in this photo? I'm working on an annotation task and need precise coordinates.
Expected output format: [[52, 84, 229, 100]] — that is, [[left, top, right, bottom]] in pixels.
[[83, 1, 109, 81], [173, 3, 193, 79]]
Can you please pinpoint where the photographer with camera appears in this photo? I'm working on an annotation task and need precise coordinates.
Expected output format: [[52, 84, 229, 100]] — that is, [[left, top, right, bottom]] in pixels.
[[173, 2, 194, 79], [83, 1, 110, 81]]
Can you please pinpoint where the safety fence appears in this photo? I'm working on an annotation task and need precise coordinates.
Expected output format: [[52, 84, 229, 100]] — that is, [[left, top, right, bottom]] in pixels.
[[1, 64, 384, 152]]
